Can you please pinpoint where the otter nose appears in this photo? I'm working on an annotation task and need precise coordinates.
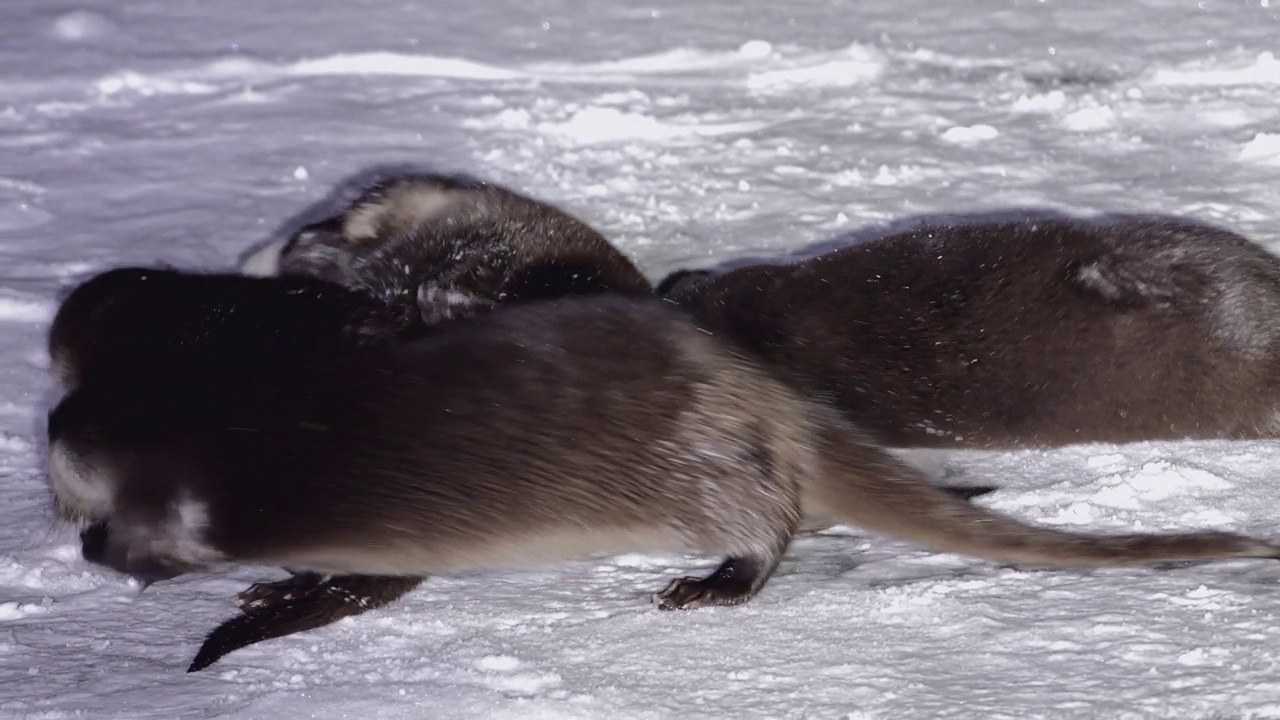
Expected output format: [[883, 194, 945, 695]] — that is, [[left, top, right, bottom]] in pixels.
[[80, 521, 184, 588]]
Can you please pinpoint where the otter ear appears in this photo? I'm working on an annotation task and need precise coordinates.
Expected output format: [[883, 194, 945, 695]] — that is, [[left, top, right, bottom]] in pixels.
[[655, 269, 712, 297], [281, 216, 346, 256], [276, 217, 351, 278]]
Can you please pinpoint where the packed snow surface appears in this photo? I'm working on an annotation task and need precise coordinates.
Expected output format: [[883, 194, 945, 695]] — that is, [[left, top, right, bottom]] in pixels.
[[4, 0, 1280, 717]]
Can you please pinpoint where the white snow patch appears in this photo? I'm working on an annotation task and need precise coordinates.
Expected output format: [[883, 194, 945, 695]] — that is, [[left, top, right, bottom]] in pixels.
[[939, 124, 999, 143], [0, 432, 33, 453], [1197, 108, 1256, 128], [0, 295, 53, 323], [536, 107, 765, 144], [476, 655, 522, 672], [1239, 132, 1280, 165], [286, 52, 522, 80], [0, 601, 48, 620], [479, 670, 563, 695], [1011, 90, 1066, 112], [737, 40, 775, 60], [745, 44, 886, 90], [94, 71, 219, 98], [1176, 648, 1225, 667], [1152, 51, 1280, 87], [462, 107, 534, 131], [1085, 453, 1126, 469], [1061, 105, 1116, 132], [49, 10, 117, 42], [1123, 461, 1232, 495], [526, 46, 772, 76]]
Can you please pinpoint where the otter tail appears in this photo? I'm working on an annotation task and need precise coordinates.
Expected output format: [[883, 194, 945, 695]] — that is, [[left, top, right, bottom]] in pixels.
[[188, 575, 422, 672], [808, 420, 1280, 568]]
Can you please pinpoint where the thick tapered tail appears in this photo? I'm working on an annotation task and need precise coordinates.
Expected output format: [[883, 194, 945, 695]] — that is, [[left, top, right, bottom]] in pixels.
[[810, 424, 1280, 568], [799, 483, 998, 534], [188, 575, 422, 672]]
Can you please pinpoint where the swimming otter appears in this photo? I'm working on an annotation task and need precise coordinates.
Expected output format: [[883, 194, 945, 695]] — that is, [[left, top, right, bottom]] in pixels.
[[49, 295, 1280, 669], [659, 215, 1280, 449]]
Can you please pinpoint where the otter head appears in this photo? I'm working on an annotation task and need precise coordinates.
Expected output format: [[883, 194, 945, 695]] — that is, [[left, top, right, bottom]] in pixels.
[[46, 392, 115, 525], [48, 266, 180, 390], [47, 387, 226, 586]]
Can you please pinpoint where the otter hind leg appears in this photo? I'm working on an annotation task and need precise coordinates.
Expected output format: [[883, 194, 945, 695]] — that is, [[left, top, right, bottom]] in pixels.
[[654, 554, 783, 611]]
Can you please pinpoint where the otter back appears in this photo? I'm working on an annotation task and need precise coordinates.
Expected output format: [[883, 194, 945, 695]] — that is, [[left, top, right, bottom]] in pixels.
[[49, 295, 1280, 629], [274, 173, 653, 325], [48, 266, 416, 391], [663, 216, 1280, 448]]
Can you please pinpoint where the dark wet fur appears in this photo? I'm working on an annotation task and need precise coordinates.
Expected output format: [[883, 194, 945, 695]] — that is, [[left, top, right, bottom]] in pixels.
[[50, 175, 654, 669], [660, 215, 1280, 449], [275, 172, 653, 325], [45, 264, 431, 666], [186, 173, 656, 668], [48, 266, 418, 391], [50, 296, 1280, 659]]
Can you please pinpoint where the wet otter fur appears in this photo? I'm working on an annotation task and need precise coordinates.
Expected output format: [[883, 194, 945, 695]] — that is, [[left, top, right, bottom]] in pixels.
[[659, 215, 1280, 449], [48, 295, 1280, 671]]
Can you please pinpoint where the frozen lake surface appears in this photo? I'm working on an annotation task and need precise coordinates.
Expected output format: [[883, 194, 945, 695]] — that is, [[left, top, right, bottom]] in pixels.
[[3, 0, 1280, 717]]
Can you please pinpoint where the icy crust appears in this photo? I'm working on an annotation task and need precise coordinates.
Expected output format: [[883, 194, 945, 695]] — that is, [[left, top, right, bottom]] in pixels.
[[6, 0, 1280, 716]]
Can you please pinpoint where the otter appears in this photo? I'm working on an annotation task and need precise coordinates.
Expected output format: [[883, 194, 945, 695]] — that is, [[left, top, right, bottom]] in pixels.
[[48, 295, 1280, 670], [47, 265, 418, 392], [46, 264, 432, 668], [48, 173, 657, 668], [267, 172, 655, 323], [186, 172, 655, 668], [659, 215, 1280, 449]]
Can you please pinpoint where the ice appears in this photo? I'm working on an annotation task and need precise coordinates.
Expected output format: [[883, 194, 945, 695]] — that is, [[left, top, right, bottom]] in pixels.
[[535, 107, 768, 145], [48, 10, 117, 42], [1240, 132, 1280, 165], [1061, 105, 1116, 133], [5, 0, 1280, 717], [940, 124, 1000, 143]]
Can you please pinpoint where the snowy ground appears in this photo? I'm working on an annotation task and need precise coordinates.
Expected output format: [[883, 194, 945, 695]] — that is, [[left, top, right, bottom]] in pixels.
[[4, 0, 1280, 717]]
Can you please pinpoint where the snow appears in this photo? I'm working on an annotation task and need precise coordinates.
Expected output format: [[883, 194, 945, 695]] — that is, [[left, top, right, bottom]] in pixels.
[[4, 0, 1280, 717], [939, 124, 1000, 144], [1241, 132, 1280, 165]]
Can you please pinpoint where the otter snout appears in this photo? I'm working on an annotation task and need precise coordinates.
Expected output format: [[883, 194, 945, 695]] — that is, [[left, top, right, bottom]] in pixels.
[[79, 520, 186, 586], [46, 391, 117, 523]]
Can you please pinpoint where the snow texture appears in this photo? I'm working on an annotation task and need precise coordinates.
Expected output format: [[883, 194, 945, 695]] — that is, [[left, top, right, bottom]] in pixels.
[[4, 0, 1280, 718]]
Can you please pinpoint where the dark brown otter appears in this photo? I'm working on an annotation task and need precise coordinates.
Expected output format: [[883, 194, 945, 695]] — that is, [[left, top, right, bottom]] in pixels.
[[47, 265, 417, 392], [660, 215, 1280, 449], [49, 295, 1280, 670], [271, 172, 655, 323], [181, 171, 659, 670]]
